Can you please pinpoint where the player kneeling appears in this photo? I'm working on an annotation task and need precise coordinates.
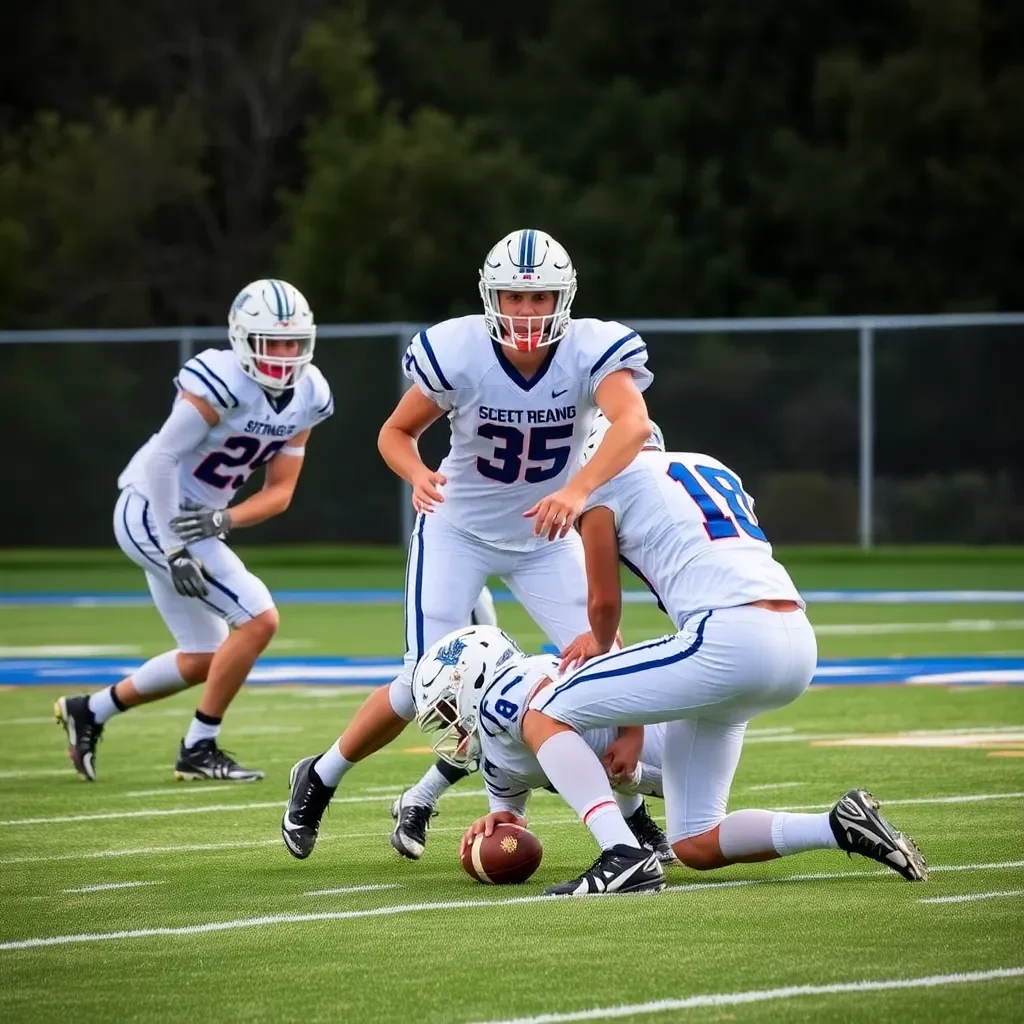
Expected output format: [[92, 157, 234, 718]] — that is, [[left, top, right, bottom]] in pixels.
[[411, 626, 676, 873], [520, 415, 928, 895]]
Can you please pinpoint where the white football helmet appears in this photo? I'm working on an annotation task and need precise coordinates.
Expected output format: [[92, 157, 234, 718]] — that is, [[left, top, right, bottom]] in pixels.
[[411, 625, 523, 772], [577, 412, 665, 468], [228, 279, 316, 391], [479, 228, 577, 351]]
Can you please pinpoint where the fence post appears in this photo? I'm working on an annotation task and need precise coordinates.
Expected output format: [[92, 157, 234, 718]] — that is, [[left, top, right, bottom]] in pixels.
[[397, 331, 415, 545], [858, 321, 875, 550], [178, 329, 194, 368]]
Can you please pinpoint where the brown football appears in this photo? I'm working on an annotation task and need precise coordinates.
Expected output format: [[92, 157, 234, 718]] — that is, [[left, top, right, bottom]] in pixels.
[[461, 823, 543, 885]]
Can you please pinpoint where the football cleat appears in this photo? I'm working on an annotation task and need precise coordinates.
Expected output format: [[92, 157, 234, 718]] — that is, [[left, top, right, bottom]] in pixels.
[[389, 790, 437, 860], [281, 755, 336, 860], [829, 788, 928, 881], [174, 739, 264, 782], [625, 800, 676, 865], [544, 844, 666, 897], [54, 695, 103, 781]]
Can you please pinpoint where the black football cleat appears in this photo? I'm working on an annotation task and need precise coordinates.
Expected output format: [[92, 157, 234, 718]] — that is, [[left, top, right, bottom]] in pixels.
[[544, 844, 666, 896], [174, 739, 264, 782], [829, 788, 928, 881], [389, 790, 437, 860], [282, 755, 336, 860], [625, 800, 676, 865], [55, 695, 103, 781]]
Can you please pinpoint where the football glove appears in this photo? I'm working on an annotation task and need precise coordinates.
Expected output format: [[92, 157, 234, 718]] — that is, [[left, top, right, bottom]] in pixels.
[[170, 507, 233, 544], [167, 547, 209, 598]]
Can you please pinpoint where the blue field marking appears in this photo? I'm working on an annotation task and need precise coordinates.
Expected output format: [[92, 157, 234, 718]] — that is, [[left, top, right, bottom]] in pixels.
[[1, 655, 1022, 687], [2, 589, 1024, 608]]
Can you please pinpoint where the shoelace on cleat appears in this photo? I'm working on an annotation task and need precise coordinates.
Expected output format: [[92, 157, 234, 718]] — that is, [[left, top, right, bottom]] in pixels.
[[292, 771, 331, 824], [629, 808, 666, 849], [399, 805, 435, 842]]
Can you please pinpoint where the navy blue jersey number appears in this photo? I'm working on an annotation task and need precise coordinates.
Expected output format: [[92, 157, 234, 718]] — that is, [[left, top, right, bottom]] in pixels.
[[667, 462, 767, 542], [194, 438, 288, 490]]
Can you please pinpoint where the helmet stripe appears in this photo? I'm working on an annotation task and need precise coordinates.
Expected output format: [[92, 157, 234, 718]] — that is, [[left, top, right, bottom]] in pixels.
[[517, 229, 528, 270], [525, 228, 536, 270], [267, 280, 284, 320], [273, 279, 295, 319]]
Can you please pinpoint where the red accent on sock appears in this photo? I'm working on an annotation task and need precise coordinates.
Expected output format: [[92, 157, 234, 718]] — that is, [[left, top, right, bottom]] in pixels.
[[582, 799, 616, 826]]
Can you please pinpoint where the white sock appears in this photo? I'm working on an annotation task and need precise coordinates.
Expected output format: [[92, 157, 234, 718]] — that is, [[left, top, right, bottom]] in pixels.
[[88, 687, 121, 725], [615, 792, 643, 817], [313, 741, 354, 787], [718, 809, 839, 860], [771, 811, 840, 856], [535, 731, 640, 850], [718, 808, 777, 859], [404, 765, 452, 808], [132, 650, 188, 696], [183, 713, 221, 749]]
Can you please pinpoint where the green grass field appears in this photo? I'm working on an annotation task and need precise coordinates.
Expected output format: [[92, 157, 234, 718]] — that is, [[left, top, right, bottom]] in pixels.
[[1, 547, 1023, 1022]]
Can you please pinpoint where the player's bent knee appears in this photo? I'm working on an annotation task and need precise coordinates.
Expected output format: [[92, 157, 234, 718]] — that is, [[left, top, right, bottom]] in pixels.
[[244, 607, 279, 646], [672, 827, 728, 870], [521, 709, 570, 751], [177, 652, 214, 685]]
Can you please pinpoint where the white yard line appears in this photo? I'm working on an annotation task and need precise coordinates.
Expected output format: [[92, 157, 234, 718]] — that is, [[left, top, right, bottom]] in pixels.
[[773, 792, 1024, 812], [0, 789, 489, 827], [813, 619, 1024, 636], [0, 645, 142, 657], [0, 821, 587, 865], [742, 782, 805, 792], [61, 881, 163, 894], [0, 768, 93, 779], [303, 884, 403, 897], [3, 789, 1022, 829], [464, 968, 1024, 1024], [1, 860, 1022, 952], [919, 890, 1024, 905]]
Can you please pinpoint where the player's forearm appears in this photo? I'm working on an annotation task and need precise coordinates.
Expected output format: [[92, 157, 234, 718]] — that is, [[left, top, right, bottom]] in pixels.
[[378, 425, 428, 484], [572, 410, 651, 496], [143, 450, 184, 553], [228, 485, 293, 528], [588, 593, 621, 650], [142, 398, 213, 553]]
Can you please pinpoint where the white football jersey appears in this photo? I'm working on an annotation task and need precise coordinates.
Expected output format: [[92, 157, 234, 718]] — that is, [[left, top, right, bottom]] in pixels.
[[477, 655, 623, 806], [119, 347, 333, 510], [583, 451, 803, 628], [477, 654, 665, 810], [404, 315, 652, 551]]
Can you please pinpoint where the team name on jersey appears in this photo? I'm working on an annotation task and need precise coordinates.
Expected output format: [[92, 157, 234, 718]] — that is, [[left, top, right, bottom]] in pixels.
[[243, 420, 299, 437], [478, 405, 576, 425]]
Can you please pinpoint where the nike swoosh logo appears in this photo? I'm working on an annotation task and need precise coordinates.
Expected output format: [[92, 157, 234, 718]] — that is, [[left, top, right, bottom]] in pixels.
[[552, 389, 568, 398], [282, 814, 306, 832], [606, 856, 655, 893]]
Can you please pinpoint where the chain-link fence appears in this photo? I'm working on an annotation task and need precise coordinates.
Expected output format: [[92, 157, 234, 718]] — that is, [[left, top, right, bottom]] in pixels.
[[5, 315, 1022, 547]]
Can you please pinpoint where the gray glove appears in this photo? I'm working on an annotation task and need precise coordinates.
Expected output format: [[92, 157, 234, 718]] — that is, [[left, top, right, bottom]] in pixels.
[[167, 547, 209, 598], [170, 507, 233, 544]]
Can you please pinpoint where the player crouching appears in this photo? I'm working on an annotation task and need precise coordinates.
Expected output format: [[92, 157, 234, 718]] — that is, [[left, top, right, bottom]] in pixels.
[[282, 625, 675, 864]]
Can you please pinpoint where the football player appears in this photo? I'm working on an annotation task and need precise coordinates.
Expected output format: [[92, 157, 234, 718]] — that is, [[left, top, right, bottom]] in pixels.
[[56, 280, 333, 782], [282, 228, 654, 860], [519, 416, 928, 895], [409, 625, 675, 864]]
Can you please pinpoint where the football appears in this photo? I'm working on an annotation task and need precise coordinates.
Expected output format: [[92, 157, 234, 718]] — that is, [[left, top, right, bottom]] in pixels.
[[461, 823, 543, 884]]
